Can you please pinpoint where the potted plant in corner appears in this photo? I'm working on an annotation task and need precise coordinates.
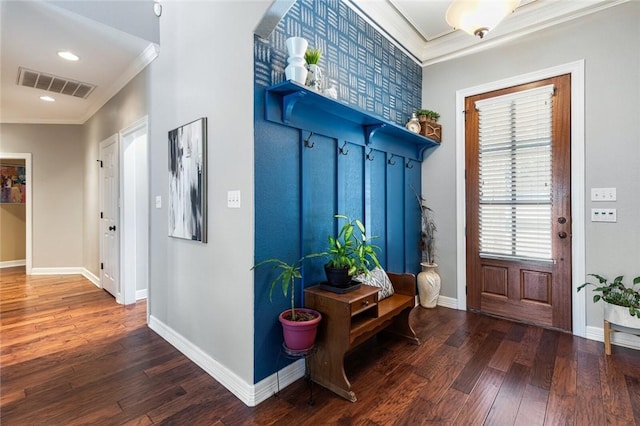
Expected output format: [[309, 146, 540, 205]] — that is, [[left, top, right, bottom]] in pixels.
[[320, 214, 381, 289], [252, 257, 322, 351], [415, 108, 441, 142], [578, 274, 640, 328], [415, 192, 440, 308]]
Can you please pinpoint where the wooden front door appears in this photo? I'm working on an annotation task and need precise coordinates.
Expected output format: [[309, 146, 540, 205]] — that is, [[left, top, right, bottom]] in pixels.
[[465, 75, 572, 331]]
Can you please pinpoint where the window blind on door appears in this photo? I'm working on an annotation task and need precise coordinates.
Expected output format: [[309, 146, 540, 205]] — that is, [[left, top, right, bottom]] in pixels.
[[475, 84, 555, 261]]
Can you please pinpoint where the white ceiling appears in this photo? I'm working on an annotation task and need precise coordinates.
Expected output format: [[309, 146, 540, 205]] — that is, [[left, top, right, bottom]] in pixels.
[[0, 0, 157, 125], [354, 0, 627, 66], [1, 0, 626, 125]]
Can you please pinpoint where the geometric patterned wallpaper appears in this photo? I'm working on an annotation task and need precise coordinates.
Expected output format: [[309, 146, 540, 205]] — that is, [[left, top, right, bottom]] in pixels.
[[254, 0, 422, 126]]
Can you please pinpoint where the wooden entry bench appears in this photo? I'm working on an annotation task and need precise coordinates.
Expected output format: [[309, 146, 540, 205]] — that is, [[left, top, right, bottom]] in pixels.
[[304, 272, 420, 402]]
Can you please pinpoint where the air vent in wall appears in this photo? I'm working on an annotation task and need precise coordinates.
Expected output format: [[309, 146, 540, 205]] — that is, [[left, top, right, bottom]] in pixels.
[[17, 67, 96, 99]]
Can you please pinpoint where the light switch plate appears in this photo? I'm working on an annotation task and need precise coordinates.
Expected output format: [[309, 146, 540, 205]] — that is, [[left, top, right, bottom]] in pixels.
[[591, 187, 616, 201], [155, 196, 162, 209], [227, 190, 241, 208]]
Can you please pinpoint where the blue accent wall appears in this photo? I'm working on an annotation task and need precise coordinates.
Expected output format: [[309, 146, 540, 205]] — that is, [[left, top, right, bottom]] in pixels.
[[253, 0, 425, 383]]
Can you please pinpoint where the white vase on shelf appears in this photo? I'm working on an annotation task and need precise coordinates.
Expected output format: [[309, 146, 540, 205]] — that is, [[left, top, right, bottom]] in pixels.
[[417, 262, 441, 308], [285, 37, 308, 85]]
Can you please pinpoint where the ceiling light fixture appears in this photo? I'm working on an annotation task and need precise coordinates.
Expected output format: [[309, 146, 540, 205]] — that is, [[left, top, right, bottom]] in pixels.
[[58, 51, 79, 61], [40, 96, 55, 102], [446, 0, 520, 39]]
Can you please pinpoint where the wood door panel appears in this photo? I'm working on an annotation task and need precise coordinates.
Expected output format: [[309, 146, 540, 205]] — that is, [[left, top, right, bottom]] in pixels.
[[482, 266, 508, 297], [466, 74, 572, 331], [521, 270, 552, 304]]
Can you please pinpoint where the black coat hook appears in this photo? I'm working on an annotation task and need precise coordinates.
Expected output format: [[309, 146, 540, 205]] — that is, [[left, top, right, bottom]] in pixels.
[[406, 159, 416, 169], [304, 132, 315, 148], [366, 148, 375, 161], [339, 141, 349, 156], [387, 154, 397, 166]]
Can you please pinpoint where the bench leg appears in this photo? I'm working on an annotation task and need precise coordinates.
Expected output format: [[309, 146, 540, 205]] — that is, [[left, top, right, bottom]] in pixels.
[[604, 320, 612, 355], [309, 345, 357, 402], [384, 307, 420, 345]]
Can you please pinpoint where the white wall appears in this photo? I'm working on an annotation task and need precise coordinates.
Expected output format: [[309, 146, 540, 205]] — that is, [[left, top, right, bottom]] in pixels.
[[148, 1, 269, 391], [0, 124, 84, 269], [421, 2, 640, 328]]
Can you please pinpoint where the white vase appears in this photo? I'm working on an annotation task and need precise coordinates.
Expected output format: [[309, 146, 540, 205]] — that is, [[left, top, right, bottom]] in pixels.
[[305, 63, 322, 90], [285, 37, 308, 84], [417, 262, 441, 308]]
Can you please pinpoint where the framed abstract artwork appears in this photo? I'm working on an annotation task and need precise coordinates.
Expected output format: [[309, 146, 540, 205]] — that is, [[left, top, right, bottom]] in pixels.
[[168, 117, 207, 242]]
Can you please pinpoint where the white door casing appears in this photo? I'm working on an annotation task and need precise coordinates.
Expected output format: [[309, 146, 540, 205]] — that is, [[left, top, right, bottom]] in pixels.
[[0, 153, 32, 274], [100, 135, 119, 299], [119, 116, 149, 305], [454, 60, 586, 337]]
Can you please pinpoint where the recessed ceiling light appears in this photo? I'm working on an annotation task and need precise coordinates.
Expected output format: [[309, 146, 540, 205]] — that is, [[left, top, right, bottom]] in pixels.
[[58, 51, 79, 61], [40, 96, 55, 102]]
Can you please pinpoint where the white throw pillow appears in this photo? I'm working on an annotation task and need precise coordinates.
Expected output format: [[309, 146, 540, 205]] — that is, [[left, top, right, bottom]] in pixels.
[[354, 267, 395, 300]]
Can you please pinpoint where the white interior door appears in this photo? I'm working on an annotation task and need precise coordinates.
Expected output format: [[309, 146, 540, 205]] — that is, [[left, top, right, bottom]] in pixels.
[[100, 135, 119, 298]]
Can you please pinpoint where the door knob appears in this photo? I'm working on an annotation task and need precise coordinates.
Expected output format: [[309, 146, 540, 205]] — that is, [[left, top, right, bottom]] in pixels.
[[109, 225, 116, 231], [558, 231, 567, 239], [558, 217, 567, 224]]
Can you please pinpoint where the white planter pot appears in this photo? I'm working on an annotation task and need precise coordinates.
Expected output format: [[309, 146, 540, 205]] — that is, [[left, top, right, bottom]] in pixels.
[[305, 63, 322, 90], [417, 262, 441, 308], [285, 37, 308, 84], [604, 302, 640, 328]]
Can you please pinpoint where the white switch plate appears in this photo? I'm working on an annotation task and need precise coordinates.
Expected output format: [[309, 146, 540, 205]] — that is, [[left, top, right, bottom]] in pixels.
[[227, 190, 241, 208], [155, 195, 162, 209], [591, 187, 616, 201], [591, 208, 617, 222]]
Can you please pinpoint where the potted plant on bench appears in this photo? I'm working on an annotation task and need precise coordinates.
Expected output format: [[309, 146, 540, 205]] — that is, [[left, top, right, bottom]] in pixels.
[[252, 256, 322, 351], [319, 214, 381, 289]]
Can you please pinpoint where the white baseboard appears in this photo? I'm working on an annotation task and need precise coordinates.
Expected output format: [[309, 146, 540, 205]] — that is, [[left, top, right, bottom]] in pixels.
[[31, 267, 84, 275], [82, 268, 101, 287], [0, 259, 26, 268], [136, 289, 148, 300], [586, 325, 640, 351], [437, 295, 459, 310], [253, 356, 305, 405], [148, 315, 304, 407]]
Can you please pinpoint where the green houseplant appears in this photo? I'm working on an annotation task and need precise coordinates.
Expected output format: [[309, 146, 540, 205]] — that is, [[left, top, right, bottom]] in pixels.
[[320, 214, 381, 287], [252, 257, 321, 350], [304, 48, 322, 65], [578, 274, 640, 318], [415, 108, 440, 122]]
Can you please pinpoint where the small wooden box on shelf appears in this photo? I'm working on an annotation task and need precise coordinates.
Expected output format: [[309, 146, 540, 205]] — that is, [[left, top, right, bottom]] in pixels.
[[420, 120, 441, 142]]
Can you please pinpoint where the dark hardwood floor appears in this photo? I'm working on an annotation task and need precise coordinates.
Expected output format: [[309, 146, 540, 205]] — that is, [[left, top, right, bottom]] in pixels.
[[2, 266, 640, 425]]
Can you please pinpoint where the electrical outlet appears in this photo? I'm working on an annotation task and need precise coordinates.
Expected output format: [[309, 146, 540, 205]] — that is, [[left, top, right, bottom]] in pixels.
[[227, 190, 241, 208], [591, 208, 617, 222], [155, 196, 162, 209], [591, 187, 616, 201]]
